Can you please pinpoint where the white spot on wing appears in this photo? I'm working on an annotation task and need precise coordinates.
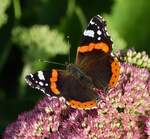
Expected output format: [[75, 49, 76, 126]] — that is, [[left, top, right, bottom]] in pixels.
[[104, 27, 110, 36], [106, 31, 110, 36], [97, 15, 102, 18], [97, 30, 102, 35], [38, 71, 45, 80], [45, 93, 50, 96], [30, 74, 33, 78], [90, 20, 95, 25], [83, 30, 94, 38], [110, 37, 113, 42], [40, 89, 45, 93], [45, 83, 48, 86], [39, 81, 44, 86], [25, 78, 32, 86], [104, 27, 107, 31], [98, 37, 101, 40], [35, 86, 40, 90]]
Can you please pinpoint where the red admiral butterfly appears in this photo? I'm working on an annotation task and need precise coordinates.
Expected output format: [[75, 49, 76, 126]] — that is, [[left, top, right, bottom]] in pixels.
[[25, 15, 120, 110]]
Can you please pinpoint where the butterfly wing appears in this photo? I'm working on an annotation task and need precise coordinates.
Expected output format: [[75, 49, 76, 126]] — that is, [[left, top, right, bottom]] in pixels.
[[76, 15, 120, 90], [79, 15, 112, 50], [58, 71, 98, 109], [25, 69, 98, 109], [76, 15, 113, 65], [77, 55, 120, 89], [25, 70, 59, 96]]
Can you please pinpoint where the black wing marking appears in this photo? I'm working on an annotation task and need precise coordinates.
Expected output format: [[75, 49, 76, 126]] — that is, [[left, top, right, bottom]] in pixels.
[[80, 15, 113, 48], [25, 70, 52, 96]]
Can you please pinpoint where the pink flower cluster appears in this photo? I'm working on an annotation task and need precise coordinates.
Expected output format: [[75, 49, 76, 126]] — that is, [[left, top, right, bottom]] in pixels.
[[145, 117, 150, 137], [3, 62, 150, 139]]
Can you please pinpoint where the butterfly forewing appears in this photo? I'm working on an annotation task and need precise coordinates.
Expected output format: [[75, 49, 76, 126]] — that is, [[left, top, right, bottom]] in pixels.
[[25, 70, 55, 96], [76, 15, 113, 65], [76, 15, 120, 90], [80, 15, 113, 48]]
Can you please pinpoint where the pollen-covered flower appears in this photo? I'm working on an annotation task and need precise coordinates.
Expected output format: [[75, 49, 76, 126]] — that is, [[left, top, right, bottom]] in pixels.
[[3, 50, 150, 139]]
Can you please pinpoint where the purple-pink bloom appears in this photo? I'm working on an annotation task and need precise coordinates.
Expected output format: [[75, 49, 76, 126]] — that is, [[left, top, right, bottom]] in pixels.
[[3, 62, 150, 139], [145, 117, 150, 137]]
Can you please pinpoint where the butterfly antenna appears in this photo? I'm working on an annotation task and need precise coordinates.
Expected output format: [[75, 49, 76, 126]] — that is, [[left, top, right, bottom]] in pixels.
[[67, 36, 71, 63], [39, 59, 66, 66]]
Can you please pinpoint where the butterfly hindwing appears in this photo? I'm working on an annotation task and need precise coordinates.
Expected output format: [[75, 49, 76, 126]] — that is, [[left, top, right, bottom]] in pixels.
[[57, 71, 98, 109], [54, 70, 98, 109], [77, 54, 120, 90], [25, 69, 98, 109]]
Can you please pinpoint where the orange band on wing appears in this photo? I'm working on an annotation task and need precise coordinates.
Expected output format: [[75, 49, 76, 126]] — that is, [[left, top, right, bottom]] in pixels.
[[67, 100, 97, 109], [50, 77, 57, 82], [108, 59, 120, 88], [50, 69, 60, 95], [78, 42, 109, 53], [52, 69, 58, 78]]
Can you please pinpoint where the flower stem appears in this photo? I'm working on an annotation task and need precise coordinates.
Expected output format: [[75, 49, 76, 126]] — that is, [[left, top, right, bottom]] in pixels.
[[13, 0, 21, 21]]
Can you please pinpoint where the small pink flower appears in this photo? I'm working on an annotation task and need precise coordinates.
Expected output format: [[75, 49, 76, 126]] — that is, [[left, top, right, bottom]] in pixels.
[[145, 117, 150, 136]]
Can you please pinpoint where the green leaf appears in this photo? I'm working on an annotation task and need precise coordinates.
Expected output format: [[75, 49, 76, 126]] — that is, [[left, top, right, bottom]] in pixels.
[[0, 0, 11, 28]]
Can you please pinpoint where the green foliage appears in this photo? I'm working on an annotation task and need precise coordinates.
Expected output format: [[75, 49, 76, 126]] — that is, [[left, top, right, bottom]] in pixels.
[[122, 49, 150, 70], [12, 25, 69, 61], [110, 29, 127, 51], [0, 0, 11, 28], [107, 0, 150, 53], [12, 25, 69, 98], [105, 15, 127, 51]]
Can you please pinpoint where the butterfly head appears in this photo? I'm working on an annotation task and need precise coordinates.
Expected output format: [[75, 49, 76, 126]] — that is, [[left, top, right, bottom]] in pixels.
[[66, 64, 81, 76]]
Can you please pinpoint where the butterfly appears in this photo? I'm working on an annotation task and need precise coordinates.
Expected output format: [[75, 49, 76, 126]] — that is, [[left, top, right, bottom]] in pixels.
[[25, 15, 120, 110]]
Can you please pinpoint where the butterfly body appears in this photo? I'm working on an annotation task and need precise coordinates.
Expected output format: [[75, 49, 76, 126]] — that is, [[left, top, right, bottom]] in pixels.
[[25, 15, 120, 109], [66, 64, 94, 90]]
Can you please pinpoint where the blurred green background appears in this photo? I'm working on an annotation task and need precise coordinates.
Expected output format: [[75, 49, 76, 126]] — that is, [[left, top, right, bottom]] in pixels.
[[0, 0, 150, 135]]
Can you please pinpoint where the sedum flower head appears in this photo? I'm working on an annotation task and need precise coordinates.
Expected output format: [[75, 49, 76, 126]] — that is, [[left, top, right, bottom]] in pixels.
[[12, 25, 69, 59], [3, 50, 150, 139], [120, 48, 150, 70]]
